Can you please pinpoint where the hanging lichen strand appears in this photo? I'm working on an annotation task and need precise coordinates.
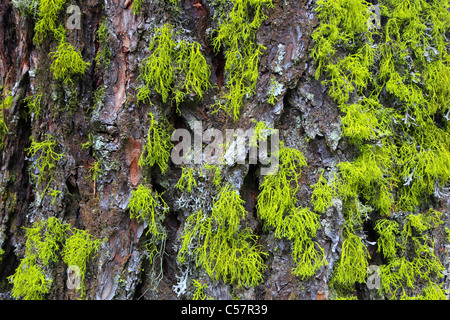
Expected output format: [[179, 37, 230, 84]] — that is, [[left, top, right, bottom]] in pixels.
[[211, 0, 274, 121], [176, 171, 267, 288], [136, 23, 211, 111], [257, 143, 327, 279], [32, 0, 90, 84], [311, 0, 450, 299]]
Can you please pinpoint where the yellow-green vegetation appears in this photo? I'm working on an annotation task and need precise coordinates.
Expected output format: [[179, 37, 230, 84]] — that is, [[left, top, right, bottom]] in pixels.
[[88, 159, 102, 183], [249, 120, 276, 148], [33, 0, 67, 45], [178, 183, 267, 287], [257, 143, 327, 279], [138, 113, 174, 174], [192, 279, 209, 300], [132, 0, 143, 15], [0, 88, 13, 150], [30, 0, 90, 85], [128, 184, 168, 240], [267, 78, 280, 106], [310, 170, 337, 213], [49, 31, 91, 86], [24, 92, 42, 119], [27, 134, 64, 196], [376, 210, 446, 299], [8, 256, 51, 300], [137, 23, 211, 110], [175, 167, 197, 193], [312, 0, 450, 298], [127, 184, 169, 289], [48, 188, 61, 205], [8, 217, 101, 299], [175, 165, 222, 194], [211, 0, 274, 120], [62, 228, 102, 297], [95, 17, 112, 70], [332, 225, 370, 286]]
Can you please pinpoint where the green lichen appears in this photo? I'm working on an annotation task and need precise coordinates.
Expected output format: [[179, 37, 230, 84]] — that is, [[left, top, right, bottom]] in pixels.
[[62, 228, 102, 297], [178, 183, 267, 287], [23, 217, 69, 266], [332, 225, 370, 286], [48, 188, 61, 205], [49, 33, 91, 86], [138, 113, 174, 174], [312, 0, 450, 297], [88, 158, 102, 183], [31, 0, 90, 86], [128, 184, 168, 240], [267, 78, 281, 105], [192, 279, 209, 300], [0, 88, 13, 150], [312, 0, 450, 214], [24, 92, 42, 119], [8, 217, 101, 300], [257, 142, 327, 278], [95, 17, 112, 70], [211, 0, 274, 120], [137, 24, 211, 110], [249, 120, 276, 148], [33, 0, 68, 45], [377, 211, 447, 299], [8, 255, 51, 300], [27, 134, 64, 196], [132, 0, 143, 14], [310, 170, 338, 213], [175, 167, 197, 193], [374, 219, 400, 259]]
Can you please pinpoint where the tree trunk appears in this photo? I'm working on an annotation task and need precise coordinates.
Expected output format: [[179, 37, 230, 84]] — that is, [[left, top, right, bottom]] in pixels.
[[0, 0, 449, 300]]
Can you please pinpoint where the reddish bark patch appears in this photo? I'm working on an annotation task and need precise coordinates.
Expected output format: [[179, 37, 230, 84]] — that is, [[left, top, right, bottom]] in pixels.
[[125, 137, 141, 186]]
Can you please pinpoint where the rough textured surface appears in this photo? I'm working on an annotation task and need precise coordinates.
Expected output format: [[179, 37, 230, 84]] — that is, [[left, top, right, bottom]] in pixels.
[[0, 0, 449, 300]]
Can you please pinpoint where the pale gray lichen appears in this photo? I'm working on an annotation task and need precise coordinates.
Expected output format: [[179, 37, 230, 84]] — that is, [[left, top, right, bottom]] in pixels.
[[271, 44, 286, 75]]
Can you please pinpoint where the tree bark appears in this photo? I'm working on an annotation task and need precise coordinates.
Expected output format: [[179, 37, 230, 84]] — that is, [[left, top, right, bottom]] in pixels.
[[0, 0, 448, 300]]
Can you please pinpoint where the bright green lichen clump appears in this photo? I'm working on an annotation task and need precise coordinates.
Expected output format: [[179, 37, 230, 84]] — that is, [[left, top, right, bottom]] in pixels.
[[192, 279, 209, 300], [128, 184, 168, 240], [211, 0, 274, 121], [0, 88, 13, 150], [137, 23, 211, 110], [49, 33, 91, 85], [33, 0, 68, 45], [30, 0, 90, 85], [27, 134, 64, 196], [377, 210, 447, 299], [138, 113, 174, 174], [257, 143, 327, 278], [178, 183, 267, 288], [8, 217, 102, 300], [332, 225, 370, 286], [311, 170, 337, 213], [62, 229, 102, 297], [175, 167, 197, 193], [95, 17, 112, 70], [312, 0, 450, 298]]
